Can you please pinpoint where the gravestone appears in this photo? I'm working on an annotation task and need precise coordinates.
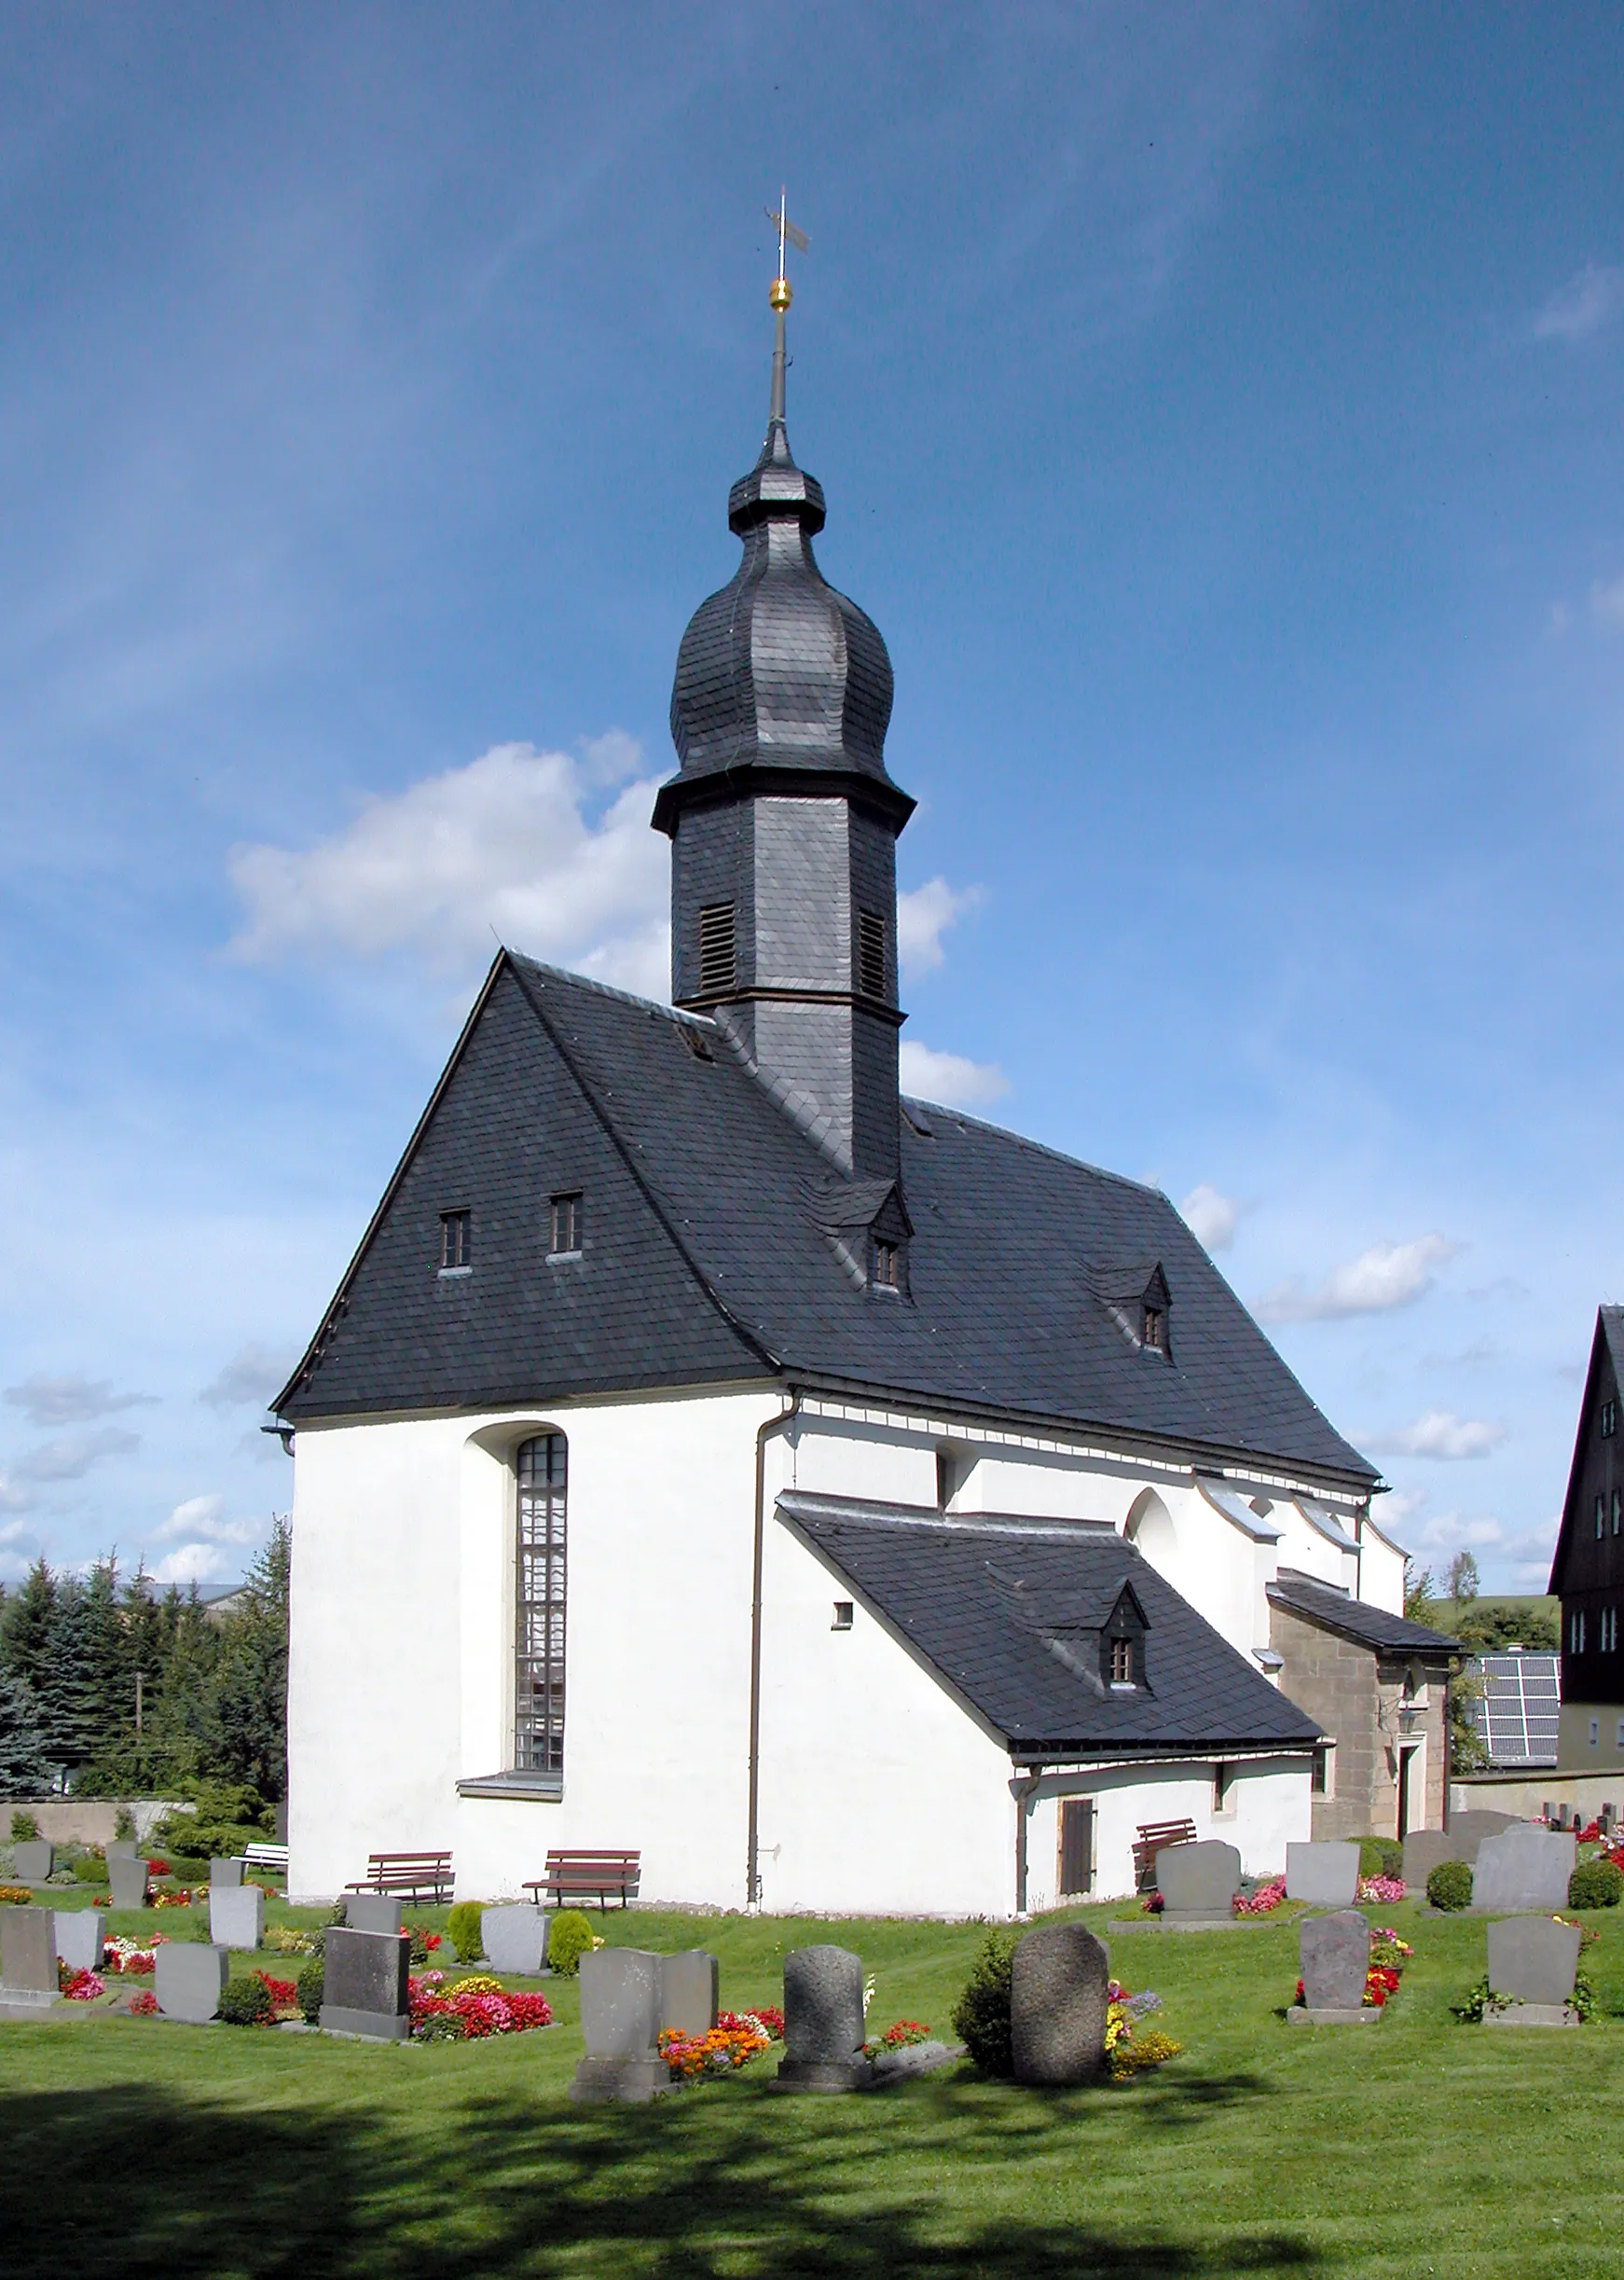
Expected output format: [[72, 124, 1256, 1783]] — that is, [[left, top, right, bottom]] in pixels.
[[0, 1906, 59, 2010], [156, 1941, 229, 2023], [1401, 1830, 1460, 1890], [1472, 1826, 1575, 1914], [12, 1840, 53, 1884], [1289, 1910, 1376, 2025], [55, 1910, 105, 1975], [481, 1904, 547, 1976], [773, 1944, 866, 2093], [210, 1884, 265, 1951], [661, 1950, 721, 2038], [345, 1893, 404, 1937], [1011, 1922, 1110, 2084], [105, 1838, 139, 1861], [211, 1857, 244, 1888], [1286, 1842, 1360, 1907], [570, 1948, 671, 2102], [321, 1926, 411, 2039], [1484, 1915, 1583, 2025], [1156, 1839, 1242, 1922], [107, 1856, 149, 1910], [1450, 1809, 1522, 1849]]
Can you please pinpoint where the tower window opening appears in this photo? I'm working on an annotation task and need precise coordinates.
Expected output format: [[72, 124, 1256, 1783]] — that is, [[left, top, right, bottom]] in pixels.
[[698, 903, 736, 996], [858, 910, 887, 1001], [549, 1193, 583, 1256], [439, 1209, 472, 1273]]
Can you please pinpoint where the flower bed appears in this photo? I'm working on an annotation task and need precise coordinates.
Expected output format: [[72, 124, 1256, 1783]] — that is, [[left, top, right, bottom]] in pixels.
[[0, 1886, 34, 1905], [60, 1966, 105, 2001], [861, 2018, 931, 2059], [1357, 1874, 1406, 1904], [103, 1935, 167, 1974], [128, 1989, 158, 2016], [1293, 1928, 1412, 2011], [659, 2007, 783, 2081], [1233, 1878, 1287, 1916], [1105, 1980, 1181, 2077], [406, 1971, 553, 2041]]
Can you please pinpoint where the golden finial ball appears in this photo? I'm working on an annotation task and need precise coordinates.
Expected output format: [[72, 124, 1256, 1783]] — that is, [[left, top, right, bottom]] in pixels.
[[769, 275, 792, 311]]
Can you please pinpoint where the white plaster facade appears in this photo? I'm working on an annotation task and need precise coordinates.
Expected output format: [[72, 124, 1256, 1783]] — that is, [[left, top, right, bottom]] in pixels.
[[287, 1381, 1403, 1916]]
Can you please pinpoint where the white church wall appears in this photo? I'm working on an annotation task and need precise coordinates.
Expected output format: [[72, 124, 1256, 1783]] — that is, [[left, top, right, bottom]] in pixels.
[[1021, 1755, 1312, 1910], [756, 1504, 1015, 1918], [287, 1386, 783, 1905], [1358, 1515, 1408, 1614]]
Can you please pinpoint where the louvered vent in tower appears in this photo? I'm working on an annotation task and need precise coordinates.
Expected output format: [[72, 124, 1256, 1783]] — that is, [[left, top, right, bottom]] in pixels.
[[859, 911, 887, 1001], [698, 903, 737, 997]]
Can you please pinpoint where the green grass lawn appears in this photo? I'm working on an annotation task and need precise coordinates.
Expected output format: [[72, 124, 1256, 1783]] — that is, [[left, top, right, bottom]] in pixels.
[[7, 1890, 1624, 2277]]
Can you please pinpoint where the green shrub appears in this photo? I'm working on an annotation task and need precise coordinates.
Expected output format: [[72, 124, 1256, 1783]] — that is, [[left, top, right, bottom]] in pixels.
[[152, 1782, 275, 1863], [9, 1811, 39, 1843], [1358, 1838, 1404, 1882], [1426, 1859, 1473, 1912], [447, 1901, 485, 1963], [1568, 1857, 1624, 1910], [113, 1807, 136, 1842], [218, 1975, 276, 2026], [296, 1959, 324, 2024], [951, 1929, 1017, 2077], [71, 1855, 104, 1884], [546, 1910, 597, 1978]]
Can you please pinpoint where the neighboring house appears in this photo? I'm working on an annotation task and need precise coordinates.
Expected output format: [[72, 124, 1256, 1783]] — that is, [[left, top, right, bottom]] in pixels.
[[1265, 1571, 1460, 1841], [274, 293, 1439, 1914], [1548, 1306, 1624, 1770]]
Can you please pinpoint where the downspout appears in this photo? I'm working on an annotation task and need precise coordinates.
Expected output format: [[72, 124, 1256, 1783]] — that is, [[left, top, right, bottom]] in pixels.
[[748, 1390, 799, 1909], [1012, 1767, 1042, 1916]]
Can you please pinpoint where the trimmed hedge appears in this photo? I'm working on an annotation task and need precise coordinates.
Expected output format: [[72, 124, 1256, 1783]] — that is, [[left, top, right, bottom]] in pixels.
[[1426, 1859, 1473, 1912], [546, 1910, 597, 1978], [1358, 1838, 1404, 1882], [296, 1959, 324, 2023], [1568, 1857, 1624, 1910], [218, 1976, 276, 2026], [447, 1901, 484, 1963]]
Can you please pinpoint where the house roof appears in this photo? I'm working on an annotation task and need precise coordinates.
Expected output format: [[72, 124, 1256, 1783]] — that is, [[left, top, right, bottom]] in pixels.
[[1548, 1306, 1624, 1596], [778, 1492, 1325, 1760], [275, 954, 1378, 1492], [1266, 1568, 1462, 1657]]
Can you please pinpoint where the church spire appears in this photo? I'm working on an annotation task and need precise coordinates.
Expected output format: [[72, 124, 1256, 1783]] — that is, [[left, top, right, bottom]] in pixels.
[[763, 188, 804, 461]]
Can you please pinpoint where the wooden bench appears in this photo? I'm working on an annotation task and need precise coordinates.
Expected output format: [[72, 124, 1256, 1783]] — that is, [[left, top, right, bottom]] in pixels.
[[524, 1849, 640, 1913], [345, 1849, 454, 1902], [241, 1843, 288, 1876], [1133, 1818, 1197, 1892]]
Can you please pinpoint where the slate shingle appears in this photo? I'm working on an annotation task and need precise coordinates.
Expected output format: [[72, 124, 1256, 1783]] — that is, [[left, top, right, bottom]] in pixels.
[[1267, 1568, 1462, 1655]]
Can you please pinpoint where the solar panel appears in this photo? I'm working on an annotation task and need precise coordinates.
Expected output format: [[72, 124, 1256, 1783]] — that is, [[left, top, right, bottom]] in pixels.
[[1466, 1651, 1561, 1768]]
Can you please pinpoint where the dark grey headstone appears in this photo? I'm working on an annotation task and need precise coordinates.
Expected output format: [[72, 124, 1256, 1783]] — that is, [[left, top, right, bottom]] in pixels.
[[105, 1838, 139, 1861], [2, 1905, 58, 2001], [209, 1886, 264, 1952], [660, 1950, 720, 2039], [858, 2038, 962, 2088], [1488, 1915, 1582, 2008], [1473, 1827, 1575, 1914], [1300, 1911, 1370, 2012], [107, 1856, 149, 1911], [481, 1904, 546, 1975], [1011, 1923, 1110, 2085], [55, 1909, 105, 1975], [12, 1841, 53, 1884], [1157, 1839, 1242, 1917], [775, 1944, 866, 2093], [211, 1857, 244, 1888], [1286, 1842, 1360, 1907], [571, 1948, 670, 2102], [1451, 1809, 1523, 1849], [344, 1893, 404, 1937], [156, 1941, 229, 2023], [1401, 1830, 1460, 1890], [321, 1926, 410, 2039]]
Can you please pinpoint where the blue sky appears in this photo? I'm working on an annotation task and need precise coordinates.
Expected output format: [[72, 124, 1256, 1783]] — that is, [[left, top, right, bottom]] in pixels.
[[3, 3, 1622, 1594]]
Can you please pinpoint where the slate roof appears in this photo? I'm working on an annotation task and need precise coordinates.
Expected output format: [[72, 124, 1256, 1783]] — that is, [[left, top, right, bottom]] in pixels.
[[778, 1493, 1325, 1760], [1267, 1569, 1462, 1657], [276, 953, 1379, 1494]]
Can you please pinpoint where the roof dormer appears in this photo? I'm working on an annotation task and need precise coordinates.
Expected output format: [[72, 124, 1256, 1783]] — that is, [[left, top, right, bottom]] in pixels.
[[1095, 1260, 1173, 1361]]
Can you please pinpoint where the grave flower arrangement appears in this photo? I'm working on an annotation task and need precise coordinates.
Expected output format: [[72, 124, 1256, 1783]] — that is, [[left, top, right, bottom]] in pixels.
[[128, 1989, 159, 2015], [1233, 1877, 1287, 1915], [1140, 1889, 1164, 1914], [103, 1935, 167, 1974], [659, 2017, 770, 2080], [60, 1965, 105, 2000], [261, 1924, 319, 1957], [1105, 1981, 1180, 2077], [150, 1887, 200, 1910], [1357, 1873, 1406, 1902], [406, 1971, 553, 2041], [1294, 1928, 1411, 2010], [861, 2018, 931, 2059], [0, 1886, 34, 1905]]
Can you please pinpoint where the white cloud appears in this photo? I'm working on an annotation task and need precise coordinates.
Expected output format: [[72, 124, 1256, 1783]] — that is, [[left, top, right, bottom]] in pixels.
[[14, 1426, 143, 1482], [153, 1541, 236, 1588], [1179, 1182, 1240, 1252], [199, 1342, 298, 1413], [1590, 574, 1624, 630], [1255, 1234, 1461, 1324], [154, 1492, 263, 1546], [899, 1040, 1009, 1109], [228, 739, 670, 995], [0, 1474, 34, 1513], [1535, 261, 1624, 343], [1373, 1409, 1509, 1460], [896, 878, 984, 980], [3, 1373, 157, 1427]]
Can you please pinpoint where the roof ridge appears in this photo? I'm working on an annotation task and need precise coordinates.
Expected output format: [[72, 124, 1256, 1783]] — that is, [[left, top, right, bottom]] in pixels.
[[901, 1092, 1169, 1202], [505, 950, 718, 1033]]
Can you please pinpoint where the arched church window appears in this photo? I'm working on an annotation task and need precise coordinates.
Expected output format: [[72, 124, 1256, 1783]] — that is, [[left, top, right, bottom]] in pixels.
[[516, 1433, 567, 1777]]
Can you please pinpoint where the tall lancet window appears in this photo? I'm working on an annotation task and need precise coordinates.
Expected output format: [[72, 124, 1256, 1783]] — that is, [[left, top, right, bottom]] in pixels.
[[516, 1433, 568, 1777]]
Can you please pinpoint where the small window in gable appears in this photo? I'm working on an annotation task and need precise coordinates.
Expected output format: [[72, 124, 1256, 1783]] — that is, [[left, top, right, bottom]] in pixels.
[[1603, 1399, 1617, 1439], [439, 1209, 472, 1273], [1598, 1496, 1606, 1541], [1614, 1489, 1621, 1536], [698, 903, 736, 996], [858, 910, 887, 1001], [1142, 1305, 1166, 1352], [549, 1193, 583, 1256], [832, 1601, 854, 1631], [1110, 1636, 1135, 1685], [873, 1236, 902, 1292]]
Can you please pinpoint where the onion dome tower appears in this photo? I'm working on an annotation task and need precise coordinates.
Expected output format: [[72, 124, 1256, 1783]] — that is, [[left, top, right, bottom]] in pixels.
[[654, 226, 915, 1181]]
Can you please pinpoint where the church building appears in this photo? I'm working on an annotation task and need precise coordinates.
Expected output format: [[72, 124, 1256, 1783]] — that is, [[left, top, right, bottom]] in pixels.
[[275, 271, 1434, 1914]]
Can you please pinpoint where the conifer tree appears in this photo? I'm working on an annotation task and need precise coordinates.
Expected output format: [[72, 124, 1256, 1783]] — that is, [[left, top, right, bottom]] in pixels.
[[0, 1665, 51, 1798], [0, 1558, 58, 1693], [37, 1582, 103, 1776]]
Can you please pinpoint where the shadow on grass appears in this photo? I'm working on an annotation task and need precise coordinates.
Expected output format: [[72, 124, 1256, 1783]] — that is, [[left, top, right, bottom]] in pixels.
[[2, 2066, 1311, 2280]]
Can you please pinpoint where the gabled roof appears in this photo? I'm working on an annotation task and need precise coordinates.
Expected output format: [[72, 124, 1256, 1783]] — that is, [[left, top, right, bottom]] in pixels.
[[778, 1491, 1325, 1760], [277, 954, 1378, 1491], [1267, 1568, 1461, 1658], [1548, 1306, 1624, 1596]]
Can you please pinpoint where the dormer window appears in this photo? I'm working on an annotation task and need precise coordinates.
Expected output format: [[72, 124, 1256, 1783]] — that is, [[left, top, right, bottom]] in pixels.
[[439, 1209, 472, 1274], [873, 1237, 902, 1292], [1101, 1582, 1149, 1692], [1110, 1637, 1134, 1684], [1142, 1306, 1165, 1352]]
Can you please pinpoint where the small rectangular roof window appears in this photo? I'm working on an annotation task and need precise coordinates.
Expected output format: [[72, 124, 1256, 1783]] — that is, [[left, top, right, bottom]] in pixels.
[[439, 1209, 471, 1274]]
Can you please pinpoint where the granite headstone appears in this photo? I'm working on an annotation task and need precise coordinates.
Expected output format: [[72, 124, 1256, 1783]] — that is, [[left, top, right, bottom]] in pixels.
[[209, 1884, 264, 1951], [1472, 1826, 1575, 1914], [55, 1909, 105, 1975], [1011, 1922, 1110, 2084], [211, 1857, 244, 1888], [155, 1941, 229, 2024], [105, 1838, 140, 1861], [1290, 1910, 1376, 2024], [1286, 1842, 1360, 1908], [321, 1925, 411, 2039], [344, 1893, 404, 1937], [1, 1905, 59, 2009], [570, 1947, 670, 2102], [12, 1840, 53, 1884], [774, 1944, 867, 2093], [1157, 1839, 1242, 1920], [107, 1856, 149, 1911], [481, 1904, 547, 1976], [1401, 1830, 1460, 1890], [1486, 1914, 1583, 2022], [660, 1949, 721, 2039]]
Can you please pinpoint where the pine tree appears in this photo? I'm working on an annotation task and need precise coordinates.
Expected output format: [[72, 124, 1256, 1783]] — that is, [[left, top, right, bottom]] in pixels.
[[0, 1665, 51, 1798], [203, 1517, 291, 1799], [37, 1582, 103, 1776], [1, 1558, 58, 1693]]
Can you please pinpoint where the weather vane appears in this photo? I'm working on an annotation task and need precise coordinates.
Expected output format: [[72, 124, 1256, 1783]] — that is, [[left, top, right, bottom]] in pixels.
[[764, 188, 809, 311]]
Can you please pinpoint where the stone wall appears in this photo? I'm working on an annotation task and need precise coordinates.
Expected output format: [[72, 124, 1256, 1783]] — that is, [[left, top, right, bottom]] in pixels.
[[1270, 1609, 1448, 1840], [1, 1800, 179, 1846]]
